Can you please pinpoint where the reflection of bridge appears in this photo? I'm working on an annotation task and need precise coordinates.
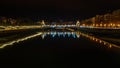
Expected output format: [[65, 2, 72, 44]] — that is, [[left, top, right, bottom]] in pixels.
[[41, 31, 81, 39]]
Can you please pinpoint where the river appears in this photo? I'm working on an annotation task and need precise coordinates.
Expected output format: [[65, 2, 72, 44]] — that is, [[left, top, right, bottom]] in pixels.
[[0, 29, 120, 67]]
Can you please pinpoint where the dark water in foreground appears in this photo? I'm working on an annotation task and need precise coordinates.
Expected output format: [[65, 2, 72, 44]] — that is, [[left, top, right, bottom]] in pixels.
[[0, 31, 120, 67]]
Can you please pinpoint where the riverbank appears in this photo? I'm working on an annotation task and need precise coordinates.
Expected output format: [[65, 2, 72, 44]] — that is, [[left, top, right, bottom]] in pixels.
[[0, 28, 44, 45], [79, 28, 120, 46]]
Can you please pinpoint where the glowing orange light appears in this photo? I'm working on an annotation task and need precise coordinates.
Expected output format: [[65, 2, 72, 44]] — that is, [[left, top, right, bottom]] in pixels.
[[93, 24, 95, 26], [108, 24, 111, 27], [96, 24, 99, 27], [109, 44, 112, 48], [99, 40, 102, 43], [100, 24, 102, 27], [82, 24, 86, 26], [104, 24, 106, 27], [113, 24, 115, 26]]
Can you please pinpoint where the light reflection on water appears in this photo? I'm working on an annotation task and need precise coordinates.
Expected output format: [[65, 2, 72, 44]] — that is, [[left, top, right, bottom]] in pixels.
[[0, 31, 120, 49], [41, 32, 78, 39], [0, 32, 43, 48]]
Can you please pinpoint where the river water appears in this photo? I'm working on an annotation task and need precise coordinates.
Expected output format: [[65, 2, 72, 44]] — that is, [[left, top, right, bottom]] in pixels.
[[0, 29, 120, 67]]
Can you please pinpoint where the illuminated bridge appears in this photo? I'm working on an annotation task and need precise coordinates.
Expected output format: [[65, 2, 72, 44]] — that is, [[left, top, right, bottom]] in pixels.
[[40, 20, 120, 29], [1, 20, 120, 31]]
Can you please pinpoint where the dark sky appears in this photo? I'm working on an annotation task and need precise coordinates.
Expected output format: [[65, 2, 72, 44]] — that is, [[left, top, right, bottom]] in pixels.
[[0, 0, 120, 20]]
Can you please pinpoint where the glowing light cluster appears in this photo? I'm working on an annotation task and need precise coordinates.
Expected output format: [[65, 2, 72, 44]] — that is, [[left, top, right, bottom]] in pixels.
[[81, 24, 120, 29], [44, 25, 76, 28]]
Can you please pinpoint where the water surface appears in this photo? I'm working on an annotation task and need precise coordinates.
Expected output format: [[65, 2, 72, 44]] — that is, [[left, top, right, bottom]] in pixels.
[[0, 30, 120, 67]]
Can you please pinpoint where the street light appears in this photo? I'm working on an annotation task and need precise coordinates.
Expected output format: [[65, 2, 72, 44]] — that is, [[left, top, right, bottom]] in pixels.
[[100, 24, 102, 27], [104, 24, 106, 27]]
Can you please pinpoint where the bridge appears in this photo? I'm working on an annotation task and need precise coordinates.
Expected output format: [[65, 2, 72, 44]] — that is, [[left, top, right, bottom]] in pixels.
[[1, 20, 120, 32], [40, 20, 120, 29]]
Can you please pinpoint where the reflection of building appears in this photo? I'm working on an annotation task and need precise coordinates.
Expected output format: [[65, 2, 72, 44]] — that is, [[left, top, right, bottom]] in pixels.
[[76, 31, 80, 38]]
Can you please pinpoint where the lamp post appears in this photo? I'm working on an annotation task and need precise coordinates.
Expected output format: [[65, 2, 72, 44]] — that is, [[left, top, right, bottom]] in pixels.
[[76, 20, 80, 30]]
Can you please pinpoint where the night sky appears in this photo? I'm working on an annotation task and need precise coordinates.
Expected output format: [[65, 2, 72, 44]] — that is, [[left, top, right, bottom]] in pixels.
[[0, 0, 120, 21]]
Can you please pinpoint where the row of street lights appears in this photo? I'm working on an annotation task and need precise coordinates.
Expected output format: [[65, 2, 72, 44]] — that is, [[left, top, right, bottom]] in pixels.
[[81, 23, 120, 27]]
